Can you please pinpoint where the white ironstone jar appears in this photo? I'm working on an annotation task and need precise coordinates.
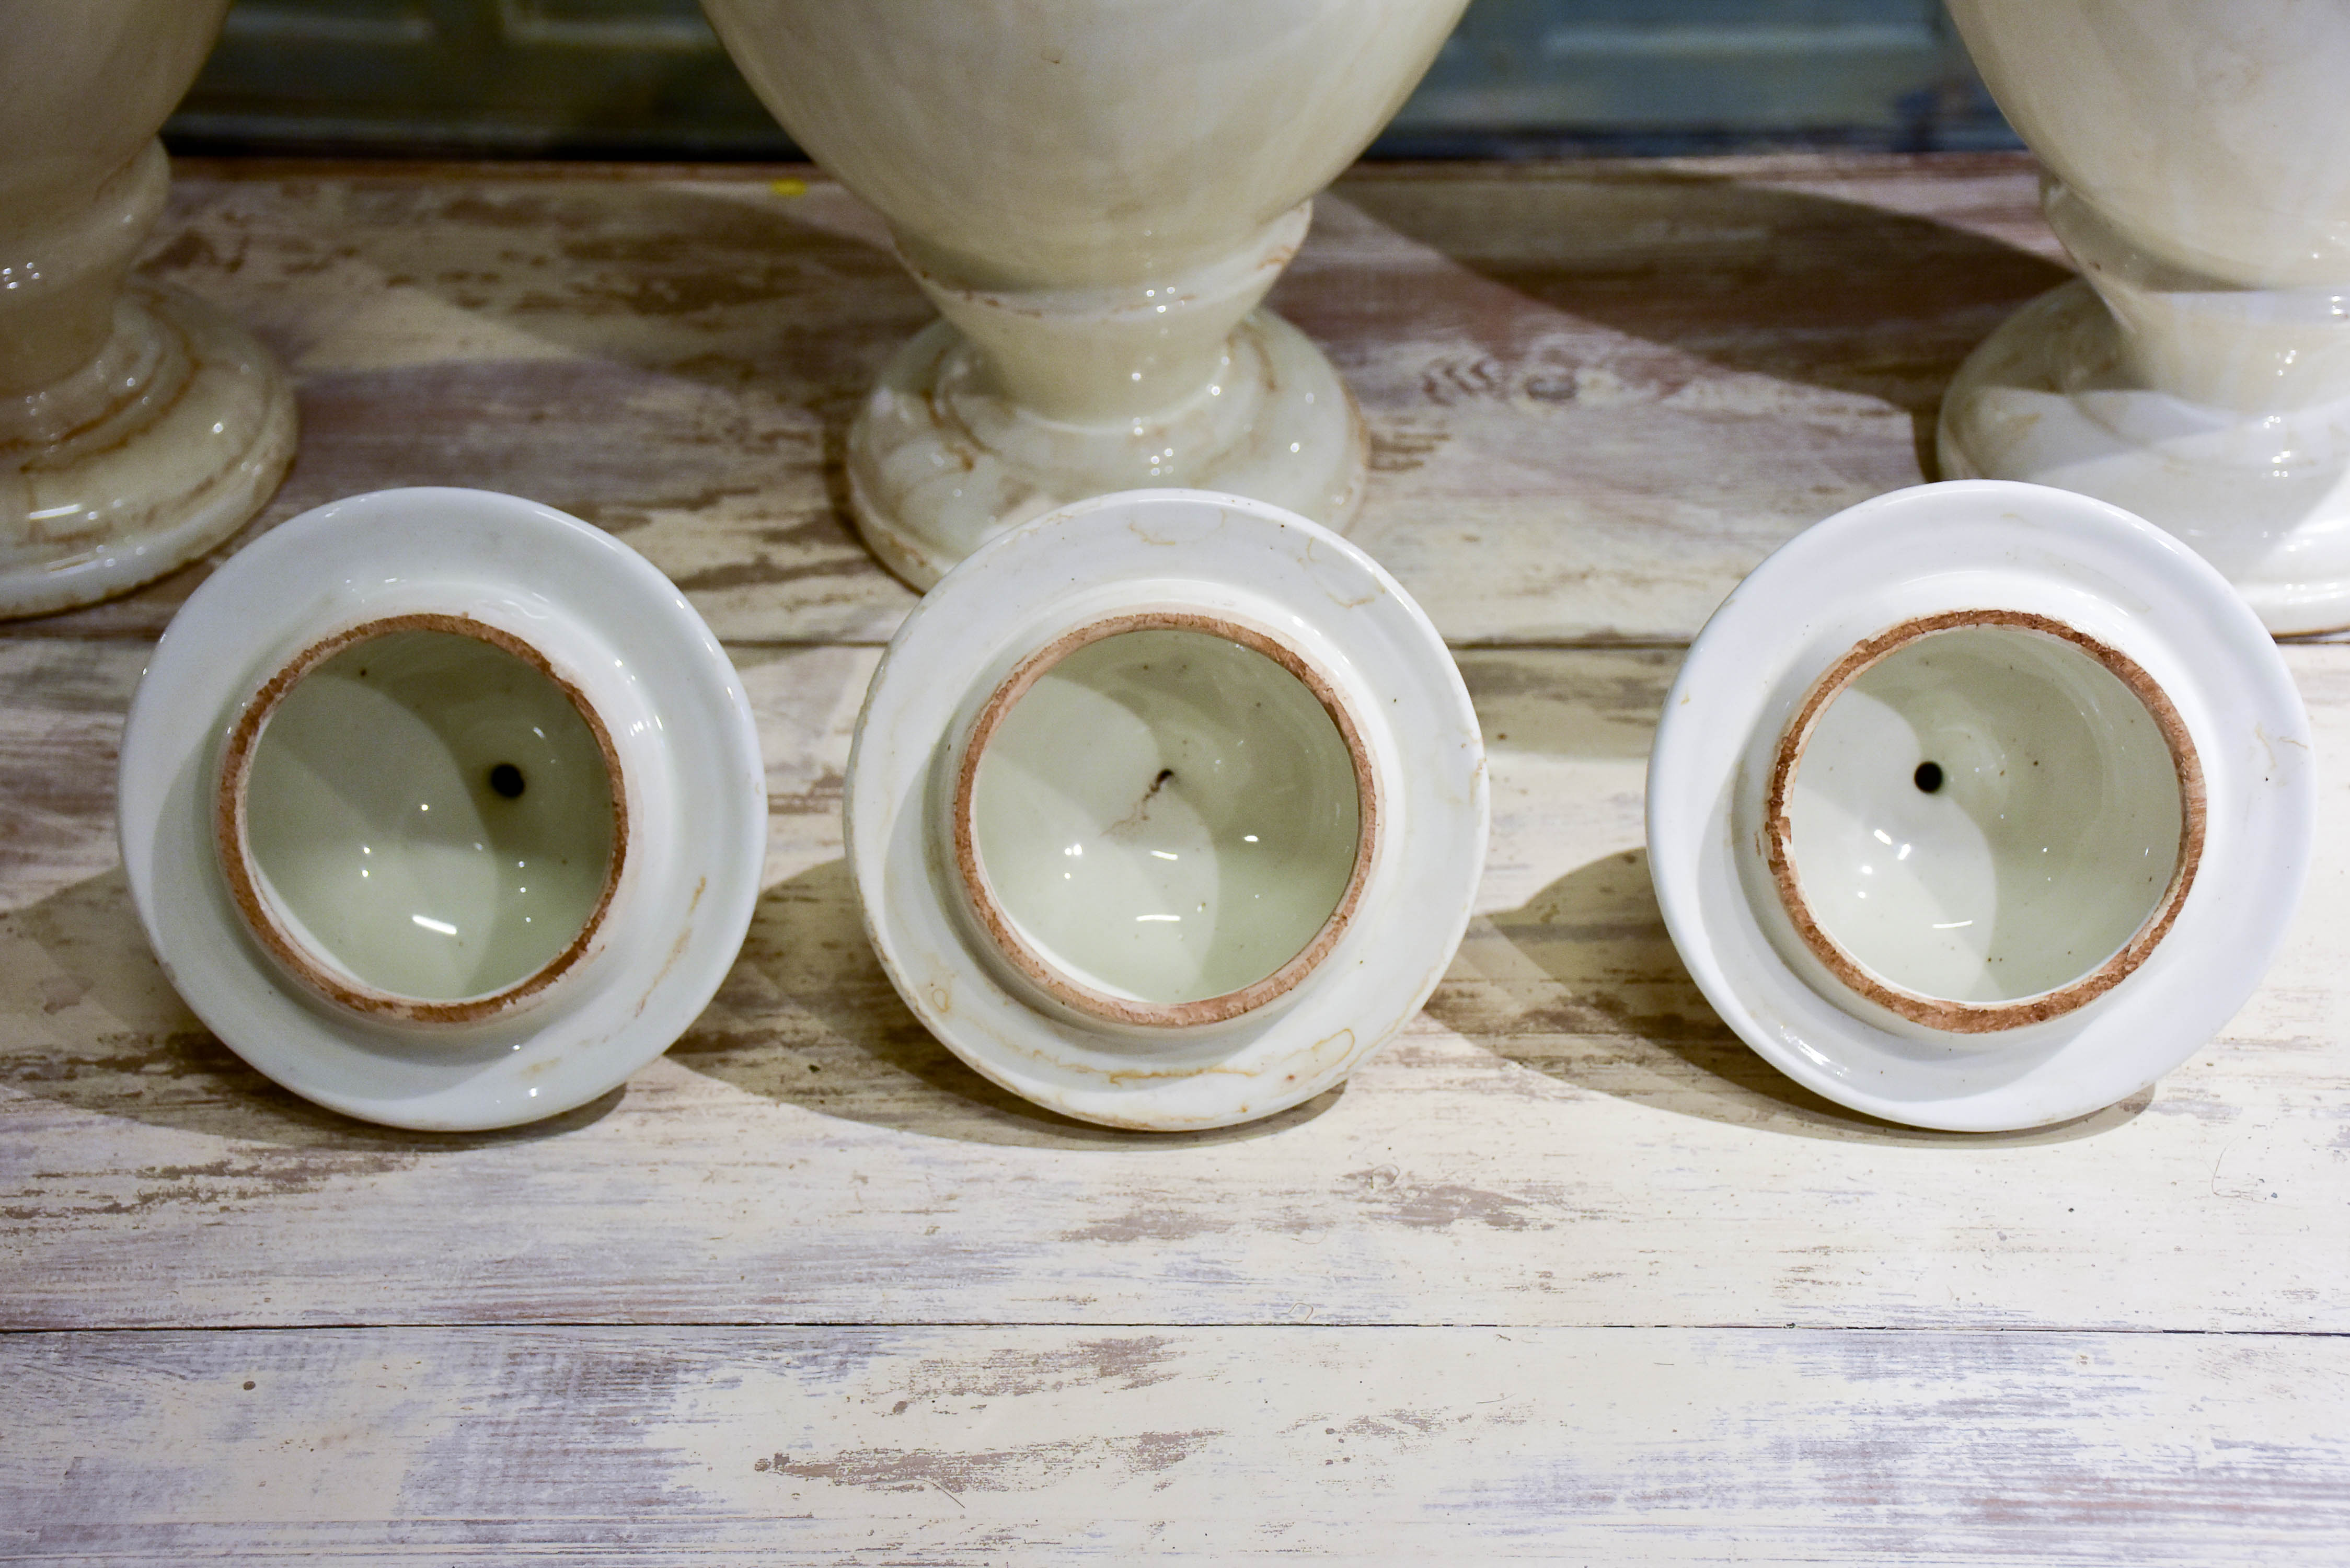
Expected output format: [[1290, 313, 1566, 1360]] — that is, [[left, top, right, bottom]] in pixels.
[[0, 0, 295, 619], [700, 0, 1469, 589], [1938, 0, 2350, 636]]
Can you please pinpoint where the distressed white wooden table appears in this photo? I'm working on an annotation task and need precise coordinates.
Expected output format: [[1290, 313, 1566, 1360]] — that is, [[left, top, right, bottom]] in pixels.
[[4, 155, 2346, 1564]]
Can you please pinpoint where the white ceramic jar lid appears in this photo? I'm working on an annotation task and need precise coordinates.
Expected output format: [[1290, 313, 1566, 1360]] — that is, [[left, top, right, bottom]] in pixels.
[[1649, 479, 2314, 1131], [847, 488, 1488, 1130], [118, 488, 767, 1131]]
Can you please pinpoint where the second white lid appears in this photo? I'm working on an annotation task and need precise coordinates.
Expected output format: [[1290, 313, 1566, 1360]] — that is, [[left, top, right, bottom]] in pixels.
[[847, 488, 1489, 1131]]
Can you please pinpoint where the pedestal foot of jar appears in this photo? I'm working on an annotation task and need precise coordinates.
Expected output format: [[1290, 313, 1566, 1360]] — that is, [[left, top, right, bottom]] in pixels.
[[0, 284, 296, 619], [1939, 281, 2350, 637], [846, 309, 1366, 591]]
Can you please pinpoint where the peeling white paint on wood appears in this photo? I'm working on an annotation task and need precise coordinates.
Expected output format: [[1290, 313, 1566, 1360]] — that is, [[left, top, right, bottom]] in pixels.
[[14, 154, 2072, 648], [5, 641, 2345, 1335], [4, 1326, 2343, 1564], [3, 158, 2344, 1558]]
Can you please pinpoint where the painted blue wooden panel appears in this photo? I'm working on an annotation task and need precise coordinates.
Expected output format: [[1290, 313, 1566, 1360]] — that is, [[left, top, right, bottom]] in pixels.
[[165, 0, 2015, 156]]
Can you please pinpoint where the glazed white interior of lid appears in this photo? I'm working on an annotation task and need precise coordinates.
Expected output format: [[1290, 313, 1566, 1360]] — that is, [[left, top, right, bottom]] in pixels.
[[1779, 620, 2188, 1011], [965, 625, 1365, 1016], [234, 625, 621, 1009]]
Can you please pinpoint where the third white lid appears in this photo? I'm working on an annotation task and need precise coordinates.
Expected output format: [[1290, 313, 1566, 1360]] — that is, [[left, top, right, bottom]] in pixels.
[[1649, 479, 2316, 1131]]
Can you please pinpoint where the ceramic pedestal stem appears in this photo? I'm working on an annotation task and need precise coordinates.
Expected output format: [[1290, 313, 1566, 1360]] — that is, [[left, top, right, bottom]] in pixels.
[[1937, 0, 2350, 635], [702, 0, 1469, 590], [853, 203, 1358, 587], [1, 0, 295, 619]]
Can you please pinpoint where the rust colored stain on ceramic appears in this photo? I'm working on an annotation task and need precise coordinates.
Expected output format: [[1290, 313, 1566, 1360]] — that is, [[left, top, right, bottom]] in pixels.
[[949, 608, 1381, 1033], [212, 613, 630, 1027], [1764, 608, 2206, 1034]]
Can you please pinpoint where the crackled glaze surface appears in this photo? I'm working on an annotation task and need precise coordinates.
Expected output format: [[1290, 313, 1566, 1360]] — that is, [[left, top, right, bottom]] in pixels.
[[1940, 0, 2350, 634], [0, 0, 293, 617], [702, 0, 1465, 586]]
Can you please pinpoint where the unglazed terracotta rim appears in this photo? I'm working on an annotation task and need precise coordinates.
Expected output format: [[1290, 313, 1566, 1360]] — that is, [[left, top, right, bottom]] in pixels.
[[951, 608, 1381, 1030], [214, 611, 631, 1027], [1765, 608, 2206, 1034]]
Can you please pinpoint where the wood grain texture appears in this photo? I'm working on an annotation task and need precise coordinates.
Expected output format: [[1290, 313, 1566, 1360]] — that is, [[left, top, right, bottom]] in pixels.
[[9, 153, 2069, 647], [6, 1325, 2343, 1564], [6, 639, 2344, 1334], [5, 158, 2344, 1562]]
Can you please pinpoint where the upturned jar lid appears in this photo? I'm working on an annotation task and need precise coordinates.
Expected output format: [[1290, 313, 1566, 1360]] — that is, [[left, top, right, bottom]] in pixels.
[[118, 487, 768, 1131], [1649, 479, 2314, 1132], [847, 488, 1488, 1131]]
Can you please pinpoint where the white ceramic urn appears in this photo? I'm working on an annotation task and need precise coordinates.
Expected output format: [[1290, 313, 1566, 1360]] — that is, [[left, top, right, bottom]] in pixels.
[[0, 0, 295, 619], [700, 0, 1469, 589], [1938, 1, 2350, 636]]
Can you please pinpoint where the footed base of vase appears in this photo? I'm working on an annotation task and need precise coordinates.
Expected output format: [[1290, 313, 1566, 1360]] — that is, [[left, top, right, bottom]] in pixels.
[[846, 308, 1366, 591], [1938, 280, 2350, 637], [1, 283, 297, 620]]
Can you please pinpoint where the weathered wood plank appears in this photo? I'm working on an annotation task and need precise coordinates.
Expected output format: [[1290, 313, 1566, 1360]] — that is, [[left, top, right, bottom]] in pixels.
[[5, 155, 2336, 1566], [5, 641, 2344, 1333], [8, 153, 2064, 647], [0, 641, 144, 914], [5, 1324, 2343, 1564]]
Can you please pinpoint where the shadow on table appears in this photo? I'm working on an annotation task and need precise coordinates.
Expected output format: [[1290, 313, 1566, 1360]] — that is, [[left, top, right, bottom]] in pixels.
[[670, 856, 1342, 1151], [77, 163, 2078, 641], [0, 858, 1331, 1160], [48, 177, 923, 640], [1426, 846, 2148, 1147], [1320, 165, 2076, 479], [0, 867, 622, 1161]]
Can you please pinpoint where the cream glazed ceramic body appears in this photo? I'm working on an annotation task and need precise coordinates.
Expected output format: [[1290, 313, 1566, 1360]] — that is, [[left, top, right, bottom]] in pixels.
[[119, 489, 767, 1131], [1938, 1, 2350, 635], [846, 489, 1487, 1129], [1649, 481, 2313, 1132], [700, 0, 1469, 590], [1, 0, 295, 619]]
